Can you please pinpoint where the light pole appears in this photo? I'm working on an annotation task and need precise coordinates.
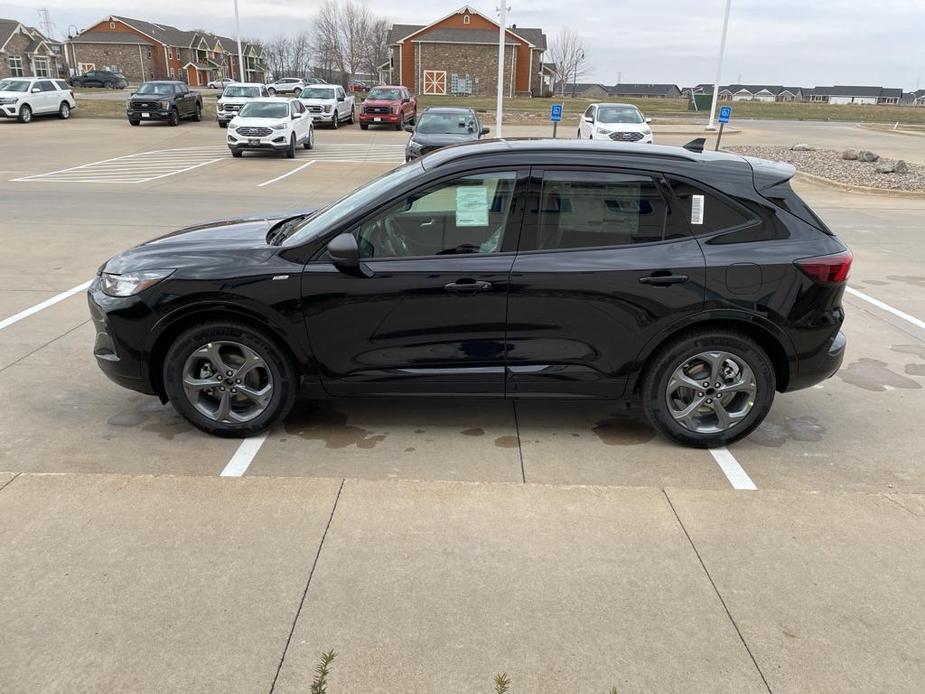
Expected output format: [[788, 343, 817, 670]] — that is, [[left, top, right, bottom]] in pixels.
[[495, 2, 509, 138], [233, 0, 246, 82], [706, 0, 732, 130], [572, 49, 584, 98]]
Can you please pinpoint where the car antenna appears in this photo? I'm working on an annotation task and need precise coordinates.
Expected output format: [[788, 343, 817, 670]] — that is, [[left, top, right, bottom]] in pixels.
[[682, 137, 706, 153]]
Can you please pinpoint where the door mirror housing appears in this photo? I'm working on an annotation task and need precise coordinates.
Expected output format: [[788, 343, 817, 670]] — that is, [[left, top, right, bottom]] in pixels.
[[645, 117, 652, 123], [401, 97, 409, 104], [31, 87, 41, 93], [403, 123, 414, 133], [480, 126, 490, 136], [583, 115, 594, 123], [327, 233, 371, 276]]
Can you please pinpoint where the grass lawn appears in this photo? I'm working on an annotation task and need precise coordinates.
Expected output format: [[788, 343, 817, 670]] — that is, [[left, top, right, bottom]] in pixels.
[[74, 98, 218, 120]]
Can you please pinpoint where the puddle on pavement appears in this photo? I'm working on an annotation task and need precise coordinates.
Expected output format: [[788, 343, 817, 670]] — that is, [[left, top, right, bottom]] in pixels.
[[886, 275, 925, 288], [750, 416, 826, 447], [461, 427, 485, 436], [283, 404, 387, 449], [837, 358, 922, 392], [494, 435, 519, 448], [892, 344, 925, 360], [591, 416, 656, 446], [106, 399, 193, 440]]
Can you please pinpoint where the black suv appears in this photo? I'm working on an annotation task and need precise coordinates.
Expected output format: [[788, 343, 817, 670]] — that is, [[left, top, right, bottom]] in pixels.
[[127, 81, 202, 126], [405, 106, 490, 161], [70, 70, 127, 89], [88, 140, 850, 447]]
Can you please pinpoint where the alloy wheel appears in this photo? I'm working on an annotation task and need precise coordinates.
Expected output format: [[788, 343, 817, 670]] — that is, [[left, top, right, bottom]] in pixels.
[[182, 341, 274, 423], [665, 351, 757, 434]]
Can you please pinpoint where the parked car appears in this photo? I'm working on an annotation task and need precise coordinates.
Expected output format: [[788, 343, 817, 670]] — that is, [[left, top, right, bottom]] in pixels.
[[405, 107, 488, 161], [298, 84, 354, 128], [350, 81, 369, 93], [217, 82, 269, 128], [0, 77, 76, 123], [266, 78, 305, 96], [69, 70, 127, 89], [88, 139, 851, 446], [226, 97, 314, 157], [208, 77, 236, 90], [127, 81, 202, 126], [578, 103, 653, 142], [359, 85, 416, 130]]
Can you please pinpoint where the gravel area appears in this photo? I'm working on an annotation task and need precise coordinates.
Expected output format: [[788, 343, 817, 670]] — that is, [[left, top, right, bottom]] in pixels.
[[725, 145, 925, 192]]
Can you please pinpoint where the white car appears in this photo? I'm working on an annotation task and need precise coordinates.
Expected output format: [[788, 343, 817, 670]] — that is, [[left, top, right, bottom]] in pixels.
[[577, 103, 653, 143], [298, 84, 354, 129], [0, 76, 76, 123], [227, 97, 314, 158], [266, 78, 305, 96], [208, 77, 236, 90], [217, 82, 269, 127]]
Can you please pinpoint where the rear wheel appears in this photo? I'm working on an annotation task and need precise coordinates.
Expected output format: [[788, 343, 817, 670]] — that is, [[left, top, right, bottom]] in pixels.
[[163, 322, 297, 437], [218, 120, 227, 128], [360, 122, 368, 130], [58, 102, 71, 119], [168, 108, 180, 126], [104, 81, 114, 89], [17, 104, 32, 123], [267, 87, 276, 96], [286, 133, 296, 158], [640, 330, 775, 448]]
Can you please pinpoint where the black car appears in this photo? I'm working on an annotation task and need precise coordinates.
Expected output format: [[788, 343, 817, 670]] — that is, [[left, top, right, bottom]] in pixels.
[[127, 81, 202, 126], [70, 70, 127, 89], [405, 107, 489, 161], [88, 140, 850, 447]]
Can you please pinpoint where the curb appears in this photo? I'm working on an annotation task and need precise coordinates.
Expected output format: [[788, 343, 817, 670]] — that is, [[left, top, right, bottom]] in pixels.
[[857, 124, 925, 138], [794, 171, 925, 198]]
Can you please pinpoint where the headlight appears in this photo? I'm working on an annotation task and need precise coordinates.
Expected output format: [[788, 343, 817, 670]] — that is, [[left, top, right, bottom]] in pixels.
[[100, 269, 174, 297], [323, 105, 332, 113], [0, 97, 19, 105], [159, 100, 170, 109], [408, 141, 422, 153], [270, 122, 288, 130], [595, 127, 611, 135]]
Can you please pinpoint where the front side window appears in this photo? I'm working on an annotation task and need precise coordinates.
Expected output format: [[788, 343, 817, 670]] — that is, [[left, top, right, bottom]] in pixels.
[[355, 171, 519, 259], [583, 105, 594, 119], [530, 171, 668, 251], [8, 56, 23, 77], [37, 80, 56, 92]]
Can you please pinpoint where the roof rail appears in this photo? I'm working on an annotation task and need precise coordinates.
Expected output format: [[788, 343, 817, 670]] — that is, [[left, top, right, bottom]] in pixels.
[[682, 137, 706, 153]]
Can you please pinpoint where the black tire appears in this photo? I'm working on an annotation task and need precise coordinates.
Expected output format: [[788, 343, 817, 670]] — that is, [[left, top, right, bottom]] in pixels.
[[360, 122, 368, 130], [59, 102, 71, 119], [231, 149, 243, 157], [640, 330, 775, 448], [192, 104, 202, 122], [410, 109, 417, 125], [394, 113, 404, 131], [104, 81, 114, 89], [17, 104, 32, 123], [129, 119, 140, 126], [347, 106, 354, 124], [286, 133, 296, 158], [267, 87, 276, 96], [168, 108, 180, 126], [303, 126, 314, 149], [218, 120, 227, 128], [163, 322, 297, 437], [330, 111, 338, 129]]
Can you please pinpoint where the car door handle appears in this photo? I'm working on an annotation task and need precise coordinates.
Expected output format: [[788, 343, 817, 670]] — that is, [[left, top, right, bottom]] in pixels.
[[419, 219, 435, 227], [444, 279, 492, 293], [639, 273, 689, 286]]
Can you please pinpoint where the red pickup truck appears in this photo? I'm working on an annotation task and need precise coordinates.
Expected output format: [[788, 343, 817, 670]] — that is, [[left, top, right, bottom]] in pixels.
[[359, 85, 417, 130]]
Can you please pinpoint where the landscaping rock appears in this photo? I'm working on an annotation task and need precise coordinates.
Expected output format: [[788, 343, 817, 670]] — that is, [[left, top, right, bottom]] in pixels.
[[858, 150, 880, 162], [791, 143, 815, 151], [895, 160, 909, 174], [842, 149, 859, 160], [876, 162, 896, 174]]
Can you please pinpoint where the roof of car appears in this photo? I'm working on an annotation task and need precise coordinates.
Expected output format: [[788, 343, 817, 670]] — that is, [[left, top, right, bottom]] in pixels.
[[248, 97, 298, 103], [302, 84, 336, 88], [592, 102, 642, 109], [422, 106, 476, 115]]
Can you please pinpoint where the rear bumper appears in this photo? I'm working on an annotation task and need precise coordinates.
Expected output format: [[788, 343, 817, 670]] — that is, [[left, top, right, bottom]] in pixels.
[[786, 329, 847, 392]]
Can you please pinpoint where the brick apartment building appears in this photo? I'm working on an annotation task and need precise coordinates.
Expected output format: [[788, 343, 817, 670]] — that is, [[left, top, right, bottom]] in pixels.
[[0, 19, 67, 80], [66, 15, 267, 85], [384, 6, 547, 97]]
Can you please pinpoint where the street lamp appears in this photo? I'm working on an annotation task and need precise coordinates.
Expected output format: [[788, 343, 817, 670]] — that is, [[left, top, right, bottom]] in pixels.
[[233, 0, 246, 82], [572, 49, 584, 98], [706, 0, 732, 130], [496, 2, 509, 138]]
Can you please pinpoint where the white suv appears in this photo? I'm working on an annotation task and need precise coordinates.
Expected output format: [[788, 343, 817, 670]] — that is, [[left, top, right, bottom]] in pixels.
[[266, 78, 305, 96], [227, 97, 315, 158], [0, 77, 76, 123], [217, 82, 269, 127], [577, 103, 653, 143]]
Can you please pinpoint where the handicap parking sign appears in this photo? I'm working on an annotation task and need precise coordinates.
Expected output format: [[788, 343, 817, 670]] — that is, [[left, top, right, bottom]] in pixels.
[[550, 103, 563, 122], [718, 105, 732, 124]]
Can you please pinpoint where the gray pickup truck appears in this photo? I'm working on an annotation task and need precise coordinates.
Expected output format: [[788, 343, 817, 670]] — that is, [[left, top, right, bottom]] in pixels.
[[127, 81, 202, 126]]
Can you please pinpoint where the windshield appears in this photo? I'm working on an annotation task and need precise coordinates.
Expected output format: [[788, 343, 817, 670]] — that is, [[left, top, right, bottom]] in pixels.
[[223, 86, 260, 98], [416, 112, 476, 134], [301, 87, 335, 99], [368, 88, 401, 101], [283, 163, 423, 246], [239, 101, 289, 119], [597, 106, 644, 124], [279, 78, 299, 83], [136, 83, 174, 95], [0, 80, 29, 92]]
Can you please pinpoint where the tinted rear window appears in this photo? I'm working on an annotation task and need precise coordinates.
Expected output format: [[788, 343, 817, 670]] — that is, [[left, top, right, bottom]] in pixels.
[[760, 182, 833, 234]]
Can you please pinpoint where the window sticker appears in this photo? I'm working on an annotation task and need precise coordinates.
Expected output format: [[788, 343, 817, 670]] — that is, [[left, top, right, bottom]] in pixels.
[[456, 186, 489, 226], [691, 194, 704, 225]]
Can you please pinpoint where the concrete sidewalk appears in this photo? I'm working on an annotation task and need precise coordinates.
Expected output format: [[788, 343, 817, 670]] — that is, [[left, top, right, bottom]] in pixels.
[[0, 473, 923, 693]]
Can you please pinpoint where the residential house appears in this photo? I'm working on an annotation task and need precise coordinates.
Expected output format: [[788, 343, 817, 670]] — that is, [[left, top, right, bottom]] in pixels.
[[562, 83, 609, 98], [809, 86, 903, 105], [67, 16, 266, 85], [607, 83, 681, 99], [384, 6, 547, 97], [716, 85, 803, 102], [0, 19, 68, 80], [912, 89, 925, 106]]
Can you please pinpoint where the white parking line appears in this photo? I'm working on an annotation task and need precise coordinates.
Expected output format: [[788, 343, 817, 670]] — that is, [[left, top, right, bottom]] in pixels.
[[138, 158, 224, 183], [220, 432, 269, 477], [0, 281, 92, 331], [710, 447, 757, 490], [258, 161, 315, 187], [846, 286, 925, 331]]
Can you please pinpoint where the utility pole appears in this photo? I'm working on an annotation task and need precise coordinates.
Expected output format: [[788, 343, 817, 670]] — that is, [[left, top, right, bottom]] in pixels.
[[38, 8, 54, 36], [495, 2, 509, 138], [233, 0, 246, 82], [706, 0, 732, 130]]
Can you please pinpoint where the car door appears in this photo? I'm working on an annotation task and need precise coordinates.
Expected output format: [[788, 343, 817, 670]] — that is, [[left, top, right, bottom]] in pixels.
[[291, 100, 307, 140], [578, 105, 595, 139], [301, 168, 528, 397], [35, 80, 57, 113], [505, 166, 707, 398]]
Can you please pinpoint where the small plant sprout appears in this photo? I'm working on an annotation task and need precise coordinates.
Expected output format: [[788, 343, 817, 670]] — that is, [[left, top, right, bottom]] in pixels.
[[309, 649, 336, 694], [494, 672, 512, 693]]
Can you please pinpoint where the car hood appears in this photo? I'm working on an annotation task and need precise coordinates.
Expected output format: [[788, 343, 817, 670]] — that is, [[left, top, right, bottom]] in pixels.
[[299, 97, 336, 104], [218, 97, 254, 105], [0, 89, 28, 97], [411, 132, 477, 148], [229, 116, 290, 128], [591, 122, 651, 133], [103, 209, 316, 274], [363, 98, 400, 107]]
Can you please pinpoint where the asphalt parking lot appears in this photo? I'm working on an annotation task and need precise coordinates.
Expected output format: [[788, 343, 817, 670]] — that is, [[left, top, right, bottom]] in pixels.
[[1, 114, 924, 692]]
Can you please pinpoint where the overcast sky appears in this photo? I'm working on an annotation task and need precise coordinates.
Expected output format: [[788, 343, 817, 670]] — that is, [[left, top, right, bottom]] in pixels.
[[7, 0, 924, 88]]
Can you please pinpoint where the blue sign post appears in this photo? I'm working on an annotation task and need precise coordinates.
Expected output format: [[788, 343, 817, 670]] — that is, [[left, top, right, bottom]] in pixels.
[[550, 103, 563, 138], [716, 105, 732, 150]]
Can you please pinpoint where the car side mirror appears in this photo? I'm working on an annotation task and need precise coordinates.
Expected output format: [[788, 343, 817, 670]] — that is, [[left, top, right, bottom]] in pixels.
[[401, 97, 409, 104], [337, 96, 345, 102], [32, 87, 41, 93], [327, 233, 369, 276], [481, 126, 490, 135], [583, 115, 594, 123], [645, 117, 652, 123], [292, 113, 299, 120]]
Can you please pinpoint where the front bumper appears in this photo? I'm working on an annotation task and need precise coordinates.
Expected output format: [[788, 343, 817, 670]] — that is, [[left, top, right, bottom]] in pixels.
[[127, 107, 171, 121], [310, 111, 337, 124], [227, 130, 291, 152], [590, 131, 654, 143], [360, 112, 399, 125], [0, 103, 21, 118], [217, 112, 238, 125]]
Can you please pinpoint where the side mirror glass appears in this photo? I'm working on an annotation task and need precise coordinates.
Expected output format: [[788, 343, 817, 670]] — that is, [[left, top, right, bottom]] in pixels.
[[327, 233, 362, 274], [645, 117, 652, 123], [481, 126, 490, 135]]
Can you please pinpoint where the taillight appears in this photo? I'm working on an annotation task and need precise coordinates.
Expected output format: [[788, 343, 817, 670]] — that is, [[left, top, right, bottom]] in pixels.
[[794, 250, 853, 283]]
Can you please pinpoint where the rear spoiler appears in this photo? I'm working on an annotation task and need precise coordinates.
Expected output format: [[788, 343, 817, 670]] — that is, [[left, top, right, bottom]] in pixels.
[[682, 137, 705, 153], [741, 155, 796, 191]]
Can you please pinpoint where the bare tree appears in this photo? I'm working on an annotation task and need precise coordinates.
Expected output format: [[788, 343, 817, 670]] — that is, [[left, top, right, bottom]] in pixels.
[[547, 28, 589, 96], [360, 17, 390, 78], [313, 0, 341, 82]]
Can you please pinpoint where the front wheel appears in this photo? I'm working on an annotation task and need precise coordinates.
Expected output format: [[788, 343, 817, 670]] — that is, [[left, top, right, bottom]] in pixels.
[[17, 104, 32, 123], [640, 331, 775, 448], [218, 120, 227, 128], [303, 126, 314, 149], [162, 322, 297, 437], [59, 102, 71, 119], [192, 104, 202, 122], [347, 106, 355, 124], [167, 108, 180, 126], [129, 119, 140, 126], [286, 133, 296, 158], [267, 87, 276, 96], [394, 113, 404, 131], [330, 111, 338, 129], [360, 122, 368, 130]]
